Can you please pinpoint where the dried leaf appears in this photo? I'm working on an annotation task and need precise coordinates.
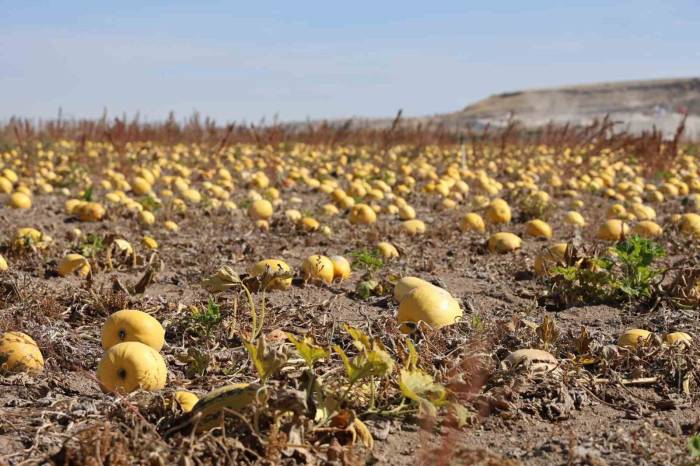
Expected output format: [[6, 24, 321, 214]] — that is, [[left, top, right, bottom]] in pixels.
[[244, 337, 287, 382], [398, 369, 446, 405], [536, 314, 559, 349], [574, 326, 592, 355], [448, 402, 471, 428], [352, 418, 374, 449], [201, 266, 240, 293]]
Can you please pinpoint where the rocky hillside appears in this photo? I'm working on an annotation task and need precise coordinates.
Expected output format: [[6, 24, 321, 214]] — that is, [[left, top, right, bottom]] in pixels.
[[434, 77, 700, 138], [461, 78, 700, 119]]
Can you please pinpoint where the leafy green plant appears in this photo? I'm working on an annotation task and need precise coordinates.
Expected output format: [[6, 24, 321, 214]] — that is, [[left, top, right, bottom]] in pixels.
[[188, 298, 223, 337], [81, 186, 94, 201], [287, 333, 328, 369], [139, 195, 161, 212], [470, 314, 485, 333], [80, 233, 105, 258], [612, 235, 665, 299], [548, 236, 665, 307], [349, 248, 384, 271]]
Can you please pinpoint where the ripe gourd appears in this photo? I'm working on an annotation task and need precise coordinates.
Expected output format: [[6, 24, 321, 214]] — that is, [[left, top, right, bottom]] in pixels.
[[350, 204, 377, 225], [174, 391, 199, 413], [664, 332, 691, 347], [249, 259, 293, 291], [631, 221, 663, 238], [401, 219, 426, 235], [248, 199, 273, 221], [330, 256, 351, 281], [525, 219, 553, 239], [488, 232, 521, 253], [377, 242, 399, 259], [9, 192, 31, 209], [58, 254, 91, 278], [302, 255, 334, 284], [596, 219, 629, 241], [564, 211, 586, 227], [460, 213, 485, 234], [394, 276, 433, 303], [397, 285, 461, 333], [486, 198, 511, 224], [97, 341, 167, 393], [102, 309, 165, 351]]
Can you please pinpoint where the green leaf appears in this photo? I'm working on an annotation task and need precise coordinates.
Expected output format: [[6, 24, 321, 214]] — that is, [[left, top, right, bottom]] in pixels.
[[334, 325, 395, 383], [345, 324, 372, 350], [286, 333, 328, 368], [356, 279, 379, 300], [81, 186, 93, 201], [398, 368, 446, 405], [689, 435, 700, 457], [360, 345, 395, 378], [244, 337, 286, 382], [348, 248, 384, 271], [334, 345, 367, 383]]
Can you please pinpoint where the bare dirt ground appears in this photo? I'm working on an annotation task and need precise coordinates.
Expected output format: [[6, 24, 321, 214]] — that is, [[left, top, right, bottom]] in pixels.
[[1, 138, 699, 465]]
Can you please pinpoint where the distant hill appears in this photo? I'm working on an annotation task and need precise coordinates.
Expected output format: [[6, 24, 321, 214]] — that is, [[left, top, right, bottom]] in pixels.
[[294, 78, 700, 139], [430, 77, 700, 138], [461, 78, 700, 118]]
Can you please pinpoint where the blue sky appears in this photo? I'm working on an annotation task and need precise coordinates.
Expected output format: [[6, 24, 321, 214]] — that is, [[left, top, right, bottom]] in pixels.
[[1, 1, 699, 122]]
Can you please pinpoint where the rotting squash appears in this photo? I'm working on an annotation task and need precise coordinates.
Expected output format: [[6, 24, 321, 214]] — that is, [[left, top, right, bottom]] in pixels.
[[617, 329, 652, 348], [505, 349, 557, 374], [0, 331, 44, 374], [58, 253, 91, 278]]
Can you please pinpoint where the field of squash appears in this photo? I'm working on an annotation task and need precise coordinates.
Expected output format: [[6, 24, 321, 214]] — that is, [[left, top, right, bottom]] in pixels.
[[1, 122, 699, 465]]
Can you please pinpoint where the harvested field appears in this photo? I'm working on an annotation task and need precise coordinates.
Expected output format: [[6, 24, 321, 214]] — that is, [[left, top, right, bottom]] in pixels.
[[0, 121, 699, 465]]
